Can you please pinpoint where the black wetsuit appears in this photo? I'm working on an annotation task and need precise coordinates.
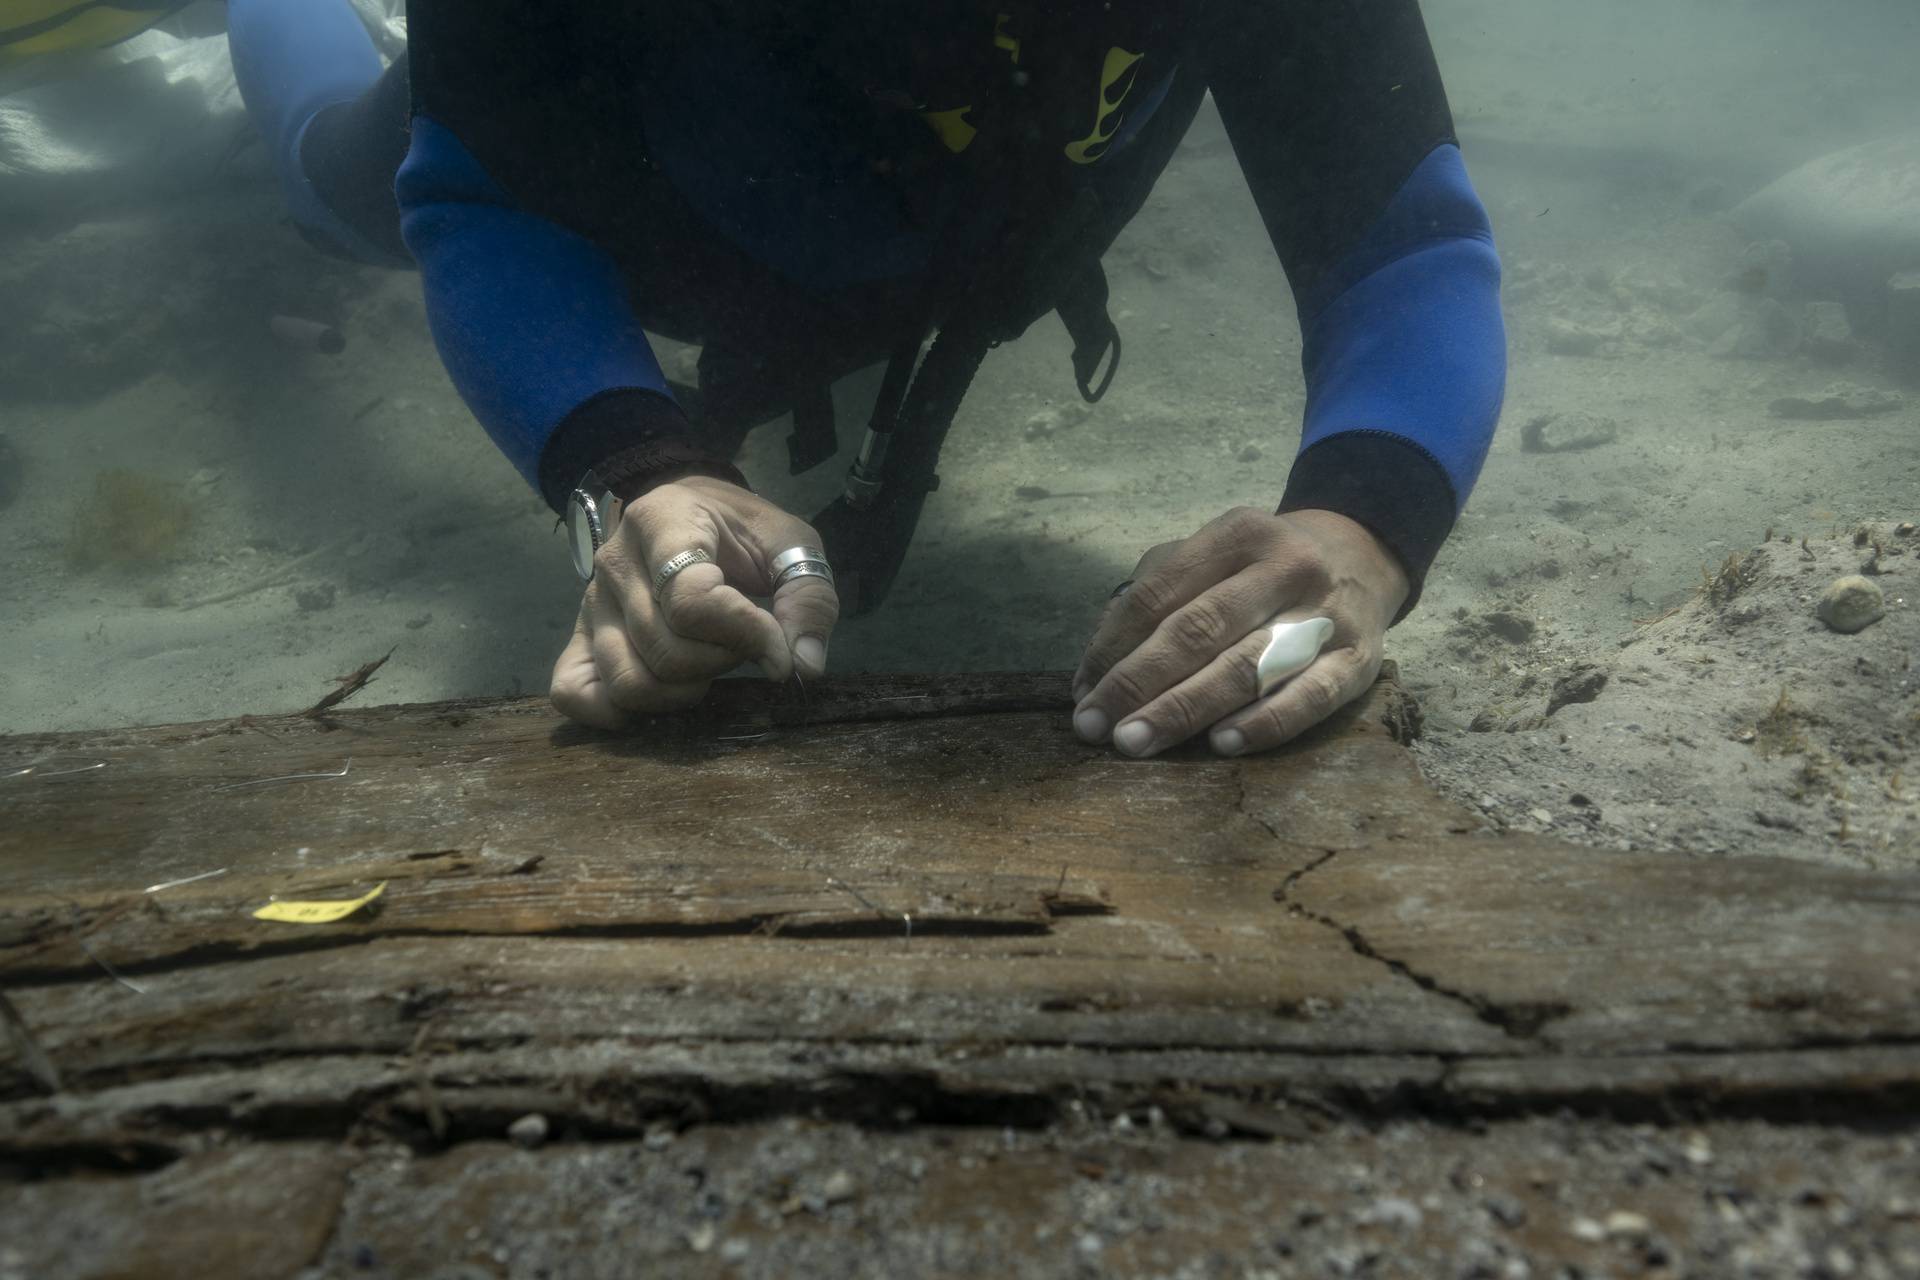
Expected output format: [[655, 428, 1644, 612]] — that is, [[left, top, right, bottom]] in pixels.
[[293, 2, 1505, 608]]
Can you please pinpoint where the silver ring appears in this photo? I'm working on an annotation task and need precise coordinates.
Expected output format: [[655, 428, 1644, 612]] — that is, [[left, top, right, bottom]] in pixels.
[[1253, 616, 1335, 700], [769, 546, 829, 579], [652, 547, 713, 598], [773, 560, 834, 590], [770, 545, 833, 591]]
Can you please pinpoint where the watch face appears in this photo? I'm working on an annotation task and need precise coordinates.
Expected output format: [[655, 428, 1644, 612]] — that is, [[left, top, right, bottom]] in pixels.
[[566, 490, 604, 582]]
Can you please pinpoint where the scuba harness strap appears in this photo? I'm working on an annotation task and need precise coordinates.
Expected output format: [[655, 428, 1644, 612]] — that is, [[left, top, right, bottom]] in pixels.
[[815, 7, 1155, 615], [1059, 262, 1121, 403]]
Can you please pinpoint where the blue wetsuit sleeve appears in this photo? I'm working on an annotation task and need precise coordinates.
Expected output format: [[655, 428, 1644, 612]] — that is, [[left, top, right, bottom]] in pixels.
[[397, 115, 719, 510], [1202, 0, 1504, 618], [1278, 145, 1505, 602]]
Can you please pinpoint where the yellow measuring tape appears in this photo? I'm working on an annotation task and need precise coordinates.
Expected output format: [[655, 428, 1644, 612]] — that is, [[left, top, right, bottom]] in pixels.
[[253, 881, 387, 925]]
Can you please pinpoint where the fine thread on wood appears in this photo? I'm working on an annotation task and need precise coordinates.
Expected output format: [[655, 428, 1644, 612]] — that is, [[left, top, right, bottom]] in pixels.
[[77, 937, 147, 995], [825, 876, 914, 944], [5, 760, 108, 780], [212, 759, 352, 793], [144, 869, 229, 894]]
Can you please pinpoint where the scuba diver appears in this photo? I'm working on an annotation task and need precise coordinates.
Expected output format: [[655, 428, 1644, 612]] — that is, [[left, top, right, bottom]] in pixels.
[[228, 0, 1506, 759]]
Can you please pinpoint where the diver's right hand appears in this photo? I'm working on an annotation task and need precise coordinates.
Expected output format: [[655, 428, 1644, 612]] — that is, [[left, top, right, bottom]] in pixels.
[[549, 476, 840, 729]]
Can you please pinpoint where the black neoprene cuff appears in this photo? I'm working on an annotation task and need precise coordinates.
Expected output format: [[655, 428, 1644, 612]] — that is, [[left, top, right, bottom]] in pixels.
[[536, 387, 749, 512], [1277, 431, 1459, 624]]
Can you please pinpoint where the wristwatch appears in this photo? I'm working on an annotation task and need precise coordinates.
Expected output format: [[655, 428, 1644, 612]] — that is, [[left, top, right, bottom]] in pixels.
[[565, 470, 613, 582]]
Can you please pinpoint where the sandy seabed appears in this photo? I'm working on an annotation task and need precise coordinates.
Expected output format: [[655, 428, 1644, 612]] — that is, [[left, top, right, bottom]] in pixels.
[[2, 0, 1917, 871]]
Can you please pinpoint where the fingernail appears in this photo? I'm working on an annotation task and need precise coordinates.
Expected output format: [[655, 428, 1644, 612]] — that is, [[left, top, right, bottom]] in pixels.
[[1212, 728, 1247, 757], [1113, 720, 1154, 757], [1073, 707, 1109, 743], [794, 635, 827, 675]]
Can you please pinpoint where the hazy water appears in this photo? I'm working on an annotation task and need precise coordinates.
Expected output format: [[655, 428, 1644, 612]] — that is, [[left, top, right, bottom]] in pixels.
[[2, 0, 1916, 857]]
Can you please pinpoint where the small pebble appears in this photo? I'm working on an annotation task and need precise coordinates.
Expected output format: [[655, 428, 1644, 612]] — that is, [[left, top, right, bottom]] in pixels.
[[1604, 1210, 1652, 1238], [1570, 1216, 1606, 1242], [1357, 1196, 1423, 1229], [1521, 411, 1619, 452], [1529, 808, 1554, 825], [1815, 574, 1885, 634], [1484, 1195, 1527, 1228], [686, 1224, 716, 1253], [507, 1113, 548, 1149], [821, 1170, 858, 1204]]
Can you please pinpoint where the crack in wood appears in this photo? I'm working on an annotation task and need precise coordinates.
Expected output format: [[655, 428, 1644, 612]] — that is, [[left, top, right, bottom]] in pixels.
[[1271, 850, 1572, 1043], [0, 990, 60, 1094], [1241, 769, 1573, 1041]]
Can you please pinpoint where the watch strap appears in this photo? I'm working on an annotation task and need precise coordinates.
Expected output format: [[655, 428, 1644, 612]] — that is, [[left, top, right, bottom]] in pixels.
[[537, 387, 748, 512], [595, 439, 750, 503]]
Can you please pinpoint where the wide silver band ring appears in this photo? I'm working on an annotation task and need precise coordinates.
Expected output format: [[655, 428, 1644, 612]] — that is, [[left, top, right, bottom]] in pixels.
[[651, 547, 713, 598], [1253, 616, 1335, 700], [769, 546, 829, 578], [769, 545, 833, 591], [773, 559, 835, 590]]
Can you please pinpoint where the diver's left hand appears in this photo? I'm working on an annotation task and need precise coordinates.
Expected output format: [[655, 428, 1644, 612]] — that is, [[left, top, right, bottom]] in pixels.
[[1071, 508, 1410, 758]]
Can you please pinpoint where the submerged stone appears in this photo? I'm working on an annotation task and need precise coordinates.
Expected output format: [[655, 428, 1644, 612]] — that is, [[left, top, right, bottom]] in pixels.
[[1734, 133, 1920, 304], [1815, 575, 1886, 634]]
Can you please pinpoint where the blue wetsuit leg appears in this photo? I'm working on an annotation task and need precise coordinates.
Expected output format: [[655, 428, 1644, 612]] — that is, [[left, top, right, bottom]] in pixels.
[[226, 0, 391, 263]]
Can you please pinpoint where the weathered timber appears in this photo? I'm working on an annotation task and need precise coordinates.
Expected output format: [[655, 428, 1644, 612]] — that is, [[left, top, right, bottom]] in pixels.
[[1, 670, 1917, 1276], [2, 671, 1916, 1108]]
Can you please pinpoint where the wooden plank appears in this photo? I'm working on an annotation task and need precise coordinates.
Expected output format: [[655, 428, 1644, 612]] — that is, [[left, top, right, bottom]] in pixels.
[[1285, 836, 1920, 1052], [4, 671, 1919, 1275], [2, 670, 1917, 1144]]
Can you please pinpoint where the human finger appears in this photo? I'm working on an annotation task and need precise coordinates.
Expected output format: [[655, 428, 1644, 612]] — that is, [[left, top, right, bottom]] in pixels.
[[1105, 606, 1344, 756], [1075, 570, 1279, 746], [584, 578, 711, 715], [549, 596, 636, 731], [613, 490, 789, 676], [1071, 508, 1268, 702], [769, 572, 841, 679], [1206, 642, 1381, 757], [1071, 547, 1175, 700]]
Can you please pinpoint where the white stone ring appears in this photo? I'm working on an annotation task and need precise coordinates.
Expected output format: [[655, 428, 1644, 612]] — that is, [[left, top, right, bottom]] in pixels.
[[1253, 616, 1336, 700], [651, 547, 713, 598]]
